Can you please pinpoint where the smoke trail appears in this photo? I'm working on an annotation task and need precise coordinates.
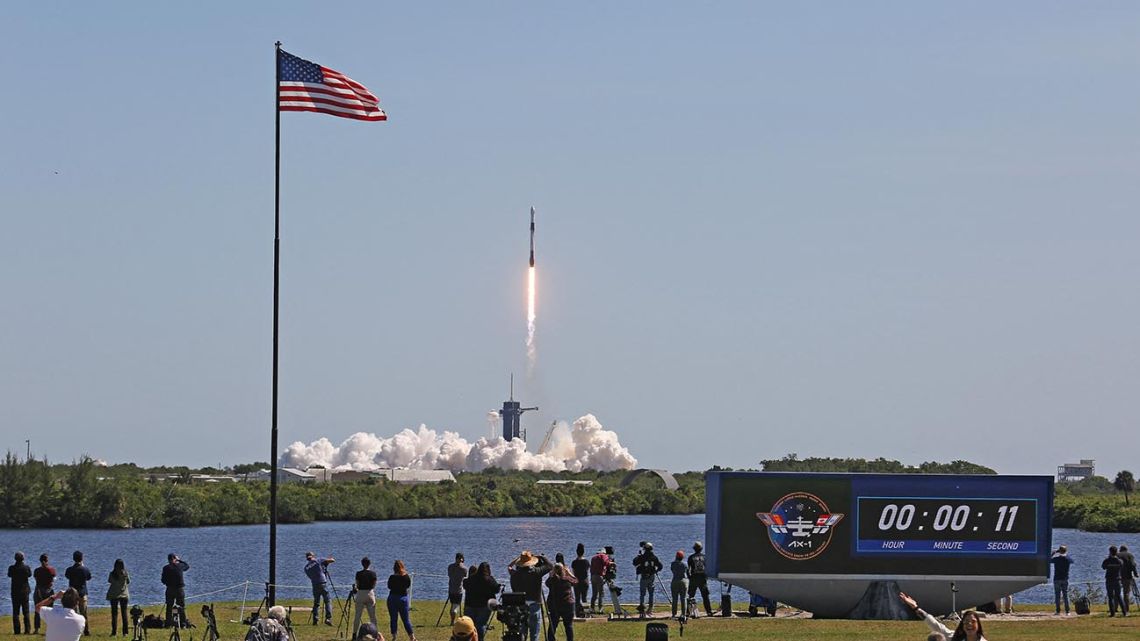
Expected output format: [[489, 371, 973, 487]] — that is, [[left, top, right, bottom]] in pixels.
[[280, 414, 638, 472], [526, 265, 537, 375]]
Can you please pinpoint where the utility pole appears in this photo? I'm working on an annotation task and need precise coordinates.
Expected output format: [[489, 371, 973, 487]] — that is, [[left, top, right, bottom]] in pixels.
[[25, 440, 30, 462]]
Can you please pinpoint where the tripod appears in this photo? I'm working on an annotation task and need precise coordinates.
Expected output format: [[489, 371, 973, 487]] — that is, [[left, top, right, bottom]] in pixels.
[[335, 587, 356, 639], [318, 565, 340, 626], [131, 608, 147, 641], [283, 607, 299, 641], [199, 606, 219, 641], [605, 579, 628, 619], [247, 583, 271, 625], [167, 606, 189, 641]]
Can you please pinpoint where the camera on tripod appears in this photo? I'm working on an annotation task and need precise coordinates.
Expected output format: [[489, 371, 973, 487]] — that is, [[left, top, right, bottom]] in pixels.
[[490, 592, 529, 641]]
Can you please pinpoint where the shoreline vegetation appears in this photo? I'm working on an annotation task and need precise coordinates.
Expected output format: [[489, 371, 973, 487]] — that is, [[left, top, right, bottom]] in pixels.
[[1, 454, 1136, 532]]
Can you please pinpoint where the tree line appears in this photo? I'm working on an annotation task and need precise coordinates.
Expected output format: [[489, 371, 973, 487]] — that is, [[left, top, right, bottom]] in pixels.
[[1, 453, 1135, 532], [0, 454, 704, 528]]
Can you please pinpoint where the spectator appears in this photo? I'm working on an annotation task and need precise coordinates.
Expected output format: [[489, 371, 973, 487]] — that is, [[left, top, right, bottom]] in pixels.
[[687, 542, 712, 617], [508, 551, 552, 641], [899, 592, 988, 641], [245, 605, 289, 641], [33, 554, 56, 634], [161, 553, 190, 627], [462, 563, 499, 641], [35, 588, 85, 641], [1050, 545, 1072, 615], [450, 616, 477, 641], [352, 557, 379, 640], [105, 559, 130, 636], [670, 550, 689, 617], [385, 560, 415, 641], [447, 553, 467, 626], [8, 551, 32, 635], [632, 542, 663, 618], [63, 552, 91, 636], [588, 549, 608, 612], [569, 545, 590, 618], [1102, 546, 1127, 617], [544, 564, 577, 641], [1120, 544, 1139, 607], [304, 552, 335, 626]]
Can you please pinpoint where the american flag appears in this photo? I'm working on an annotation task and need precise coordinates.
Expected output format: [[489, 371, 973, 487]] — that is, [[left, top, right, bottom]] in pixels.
[[278, 50, 386, 121]]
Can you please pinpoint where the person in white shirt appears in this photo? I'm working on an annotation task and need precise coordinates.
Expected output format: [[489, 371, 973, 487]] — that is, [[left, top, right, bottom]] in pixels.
[[35, 588, 86, 641]]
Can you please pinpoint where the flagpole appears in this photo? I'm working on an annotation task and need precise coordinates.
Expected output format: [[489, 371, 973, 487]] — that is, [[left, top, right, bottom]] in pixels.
[[269, 39, 282, 607]]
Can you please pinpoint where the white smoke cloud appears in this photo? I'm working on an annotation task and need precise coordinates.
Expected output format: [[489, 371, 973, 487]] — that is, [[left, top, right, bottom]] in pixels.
[[281, 414, 637, 473]]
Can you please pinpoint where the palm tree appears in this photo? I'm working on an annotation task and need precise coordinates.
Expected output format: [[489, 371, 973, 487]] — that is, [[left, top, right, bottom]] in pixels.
[[1114, 470, 1135, 506]]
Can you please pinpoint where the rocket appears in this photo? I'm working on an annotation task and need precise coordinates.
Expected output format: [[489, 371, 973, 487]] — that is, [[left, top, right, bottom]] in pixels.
[[529, 206, 536, 267]]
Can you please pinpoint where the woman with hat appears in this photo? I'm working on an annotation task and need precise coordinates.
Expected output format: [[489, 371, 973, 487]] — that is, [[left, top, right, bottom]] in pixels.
[[508, 551, 551, 641]]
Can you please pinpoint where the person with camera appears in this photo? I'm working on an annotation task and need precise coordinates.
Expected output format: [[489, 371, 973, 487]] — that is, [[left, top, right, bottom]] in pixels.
[[63, 551, 91, 636], [462, 562, 498, 641], [1050, 545, 1072, 615], [587, 549, 608, 613], [632, 542, 663, 618], [33, 554, 57, 634], [352, 557, 379, 640], [1120, 545, 1140, 607], [446, 553, 467, 626], [35, 588, 85, 641], [508, 551, 551, 641], [106, 559, 130, 636], [161, 553, 190, 628], [1102, 545, 1128, 617], [244, 605, 291, 641], [8, 551, 33, 635], [686, 541, 712, 617], [544, 564, 577, 641], [304, 551, 335, 626]]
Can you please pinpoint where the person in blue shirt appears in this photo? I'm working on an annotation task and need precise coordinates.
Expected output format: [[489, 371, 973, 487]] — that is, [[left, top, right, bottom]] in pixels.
[[1050, 545, 1073, 615], [304, 552, 335, 626]]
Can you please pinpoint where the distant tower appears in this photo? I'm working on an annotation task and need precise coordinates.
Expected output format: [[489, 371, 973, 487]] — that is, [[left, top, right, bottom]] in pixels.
[[501, 374, 538, 441]]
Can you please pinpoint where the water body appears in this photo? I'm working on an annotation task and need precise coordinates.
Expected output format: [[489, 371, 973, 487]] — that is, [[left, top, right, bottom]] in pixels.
[[0, 517, 1134, 609]]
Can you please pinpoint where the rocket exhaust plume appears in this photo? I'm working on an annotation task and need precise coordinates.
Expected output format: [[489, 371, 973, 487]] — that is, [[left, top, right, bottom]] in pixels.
[[526, 207, 537, 376], [281, 414, 638, 472]]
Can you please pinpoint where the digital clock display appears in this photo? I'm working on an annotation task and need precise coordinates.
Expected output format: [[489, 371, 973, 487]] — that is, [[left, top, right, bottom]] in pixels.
[[855, 497, 1037, 554]]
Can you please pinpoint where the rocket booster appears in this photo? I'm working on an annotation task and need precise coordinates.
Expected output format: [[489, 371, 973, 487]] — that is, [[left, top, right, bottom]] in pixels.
[[529, 206, 536, 267]]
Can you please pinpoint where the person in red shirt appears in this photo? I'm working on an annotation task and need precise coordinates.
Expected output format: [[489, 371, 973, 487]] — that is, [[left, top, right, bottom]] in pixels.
[[588, 549, 610, 613], [33, 554, 57, 634]]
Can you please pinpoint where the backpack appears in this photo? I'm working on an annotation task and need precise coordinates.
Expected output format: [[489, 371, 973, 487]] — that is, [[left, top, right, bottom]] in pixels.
[[689, 554, 706, 575], [1074, 596, 1090, 615]]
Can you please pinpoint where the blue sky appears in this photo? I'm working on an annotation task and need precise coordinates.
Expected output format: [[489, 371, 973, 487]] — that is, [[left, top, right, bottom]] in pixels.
[[3, 2, 1139, 476]]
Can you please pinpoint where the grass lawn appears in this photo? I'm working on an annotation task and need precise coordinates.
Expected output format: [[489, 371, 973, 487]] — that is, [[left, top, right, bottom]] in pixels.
[[8, 600, 1139, 641]]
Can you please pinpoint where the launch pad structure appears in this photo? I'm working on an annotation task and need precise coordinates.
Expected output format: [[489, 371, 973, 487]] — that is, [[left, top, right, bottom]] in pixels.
[[500, 375, 537, 442]]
